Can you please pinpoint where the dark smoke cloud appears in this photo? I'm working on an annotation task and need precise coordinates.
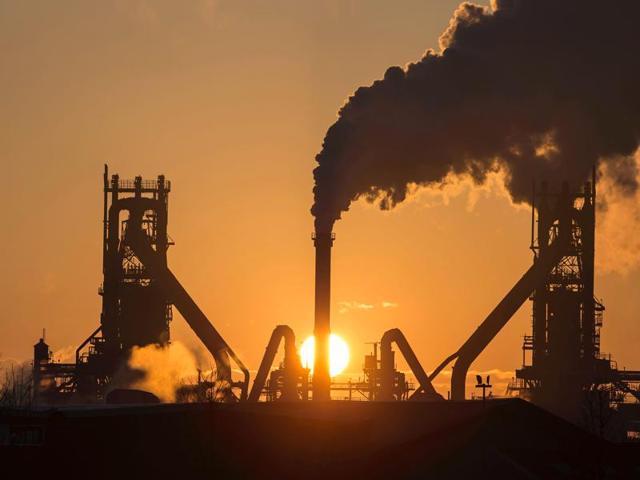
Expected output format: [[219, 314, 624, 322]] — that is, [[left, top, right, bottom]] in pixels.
[[312, 0, 640, 232]]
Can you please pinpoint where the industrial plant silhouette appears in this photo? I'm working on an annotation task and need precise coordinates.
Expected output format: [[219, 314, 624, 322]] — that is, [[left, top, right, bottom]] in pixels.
[[4, 0, 640, 478], [2, 165, 637, 478]]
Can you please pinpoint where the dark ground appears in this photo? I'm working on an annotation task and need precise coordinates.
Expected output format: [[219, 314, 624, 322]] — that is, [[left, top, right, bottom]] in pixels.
[[1, 399, 639, 479]]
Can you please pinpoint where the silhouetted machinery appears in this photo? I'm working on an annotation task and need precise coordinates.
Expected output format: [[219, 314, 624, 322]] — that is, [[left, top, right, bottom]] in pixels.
[[513, 177, 640, 424], [427, 172, 640, 434], [33, 166, 248, 403], [252, 172, 640, 438], [32, 166, 639, 440], [249, 326, 442, 402], [249, 326, 308, 401]]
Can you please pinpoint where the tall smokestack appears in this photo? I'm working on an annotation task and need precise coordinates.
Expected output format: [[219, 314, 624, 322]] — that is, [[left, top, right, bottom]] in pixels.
[[312, 230, 334, 401]]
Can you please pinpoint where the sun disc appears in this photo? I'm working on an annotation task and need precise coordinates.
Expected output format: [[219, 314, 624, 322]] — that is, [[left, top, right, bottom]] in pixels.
[[300, 334, 349, 377]]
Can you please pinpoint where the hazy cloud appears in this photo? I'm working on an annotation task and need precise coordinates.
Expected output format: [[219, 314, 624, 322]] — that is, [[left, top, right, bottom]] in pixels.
[[338, 301, 375, 314], [338, 300, 399, 314]]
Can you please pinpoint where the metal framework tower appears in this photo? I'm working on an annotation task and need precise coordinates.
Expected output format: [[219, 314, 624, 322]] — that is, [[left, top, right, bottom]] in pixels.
[[515, 177, 609, 420], [79, 167, 173, 393], [34, 166, 250, 404], [515, 174, 640, 428], [74, 166, 174, 398], [34, 167, 174, 402]]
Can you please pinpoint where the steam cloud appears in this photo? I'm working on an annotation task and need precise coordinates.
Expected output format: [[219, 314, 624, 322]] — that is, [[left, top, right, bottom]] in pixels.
[[124, 341, 198, 402], [312, 0, 640, 234], [338, 301, 374, 314]]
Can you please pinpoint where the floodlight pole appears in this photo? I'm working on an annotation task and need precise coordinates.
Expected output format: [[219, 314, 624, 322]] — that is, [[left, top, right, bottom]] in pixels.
[[475, 378, 492, 407]]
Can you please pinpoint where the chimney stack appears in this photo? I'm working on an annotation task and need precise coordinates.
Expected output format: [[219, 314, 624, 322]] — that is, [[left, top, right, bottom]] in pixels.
[[312, 231, 334, 401]]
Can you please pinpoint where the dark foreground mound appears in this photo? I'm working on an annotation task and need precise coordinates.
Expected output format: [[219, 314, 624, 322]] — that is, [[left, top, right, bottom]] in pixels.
[[1, 399, 638, 479]]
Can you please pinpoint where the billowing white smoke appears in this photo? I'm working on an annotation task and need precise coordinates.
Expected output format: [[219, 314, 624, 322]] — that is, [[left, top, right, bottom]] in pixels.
[[126, 341, 198, 402]]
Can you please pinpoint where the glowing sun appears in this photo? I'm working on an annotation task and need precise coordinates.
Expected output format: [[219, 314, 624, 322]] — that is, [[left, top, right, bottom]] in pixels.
[[300, 334, 350, 377]]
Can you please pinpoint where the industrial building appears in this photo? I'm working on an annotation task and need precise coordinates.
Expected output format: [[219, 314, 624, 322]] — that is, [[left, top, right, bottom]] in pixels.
[[33, 166, 248, 403], [11, 167, 640, 478], [513, 177, 640, 426]]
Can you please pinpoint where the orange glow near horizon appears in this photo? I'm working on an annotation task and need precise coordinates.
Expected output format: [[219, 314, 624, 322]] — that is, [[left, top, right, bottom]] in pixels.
[[300, 334, 350, 377], [2, 1, 640, 394]]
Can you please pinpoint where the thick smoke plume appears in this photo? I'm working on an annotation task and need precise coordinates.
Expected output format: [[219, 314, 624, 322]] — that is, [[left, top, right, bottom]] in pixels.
[[312, 0, 640, 234]]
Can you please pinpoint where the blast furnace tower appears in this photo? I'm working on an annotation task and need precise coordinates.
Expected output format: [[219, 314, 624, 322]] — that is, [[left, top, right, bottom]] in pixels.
[[33, 167, 174, 401], [34, 166, 250, 404], [515, 173, 640, 425], [89, 166, 173, 390]]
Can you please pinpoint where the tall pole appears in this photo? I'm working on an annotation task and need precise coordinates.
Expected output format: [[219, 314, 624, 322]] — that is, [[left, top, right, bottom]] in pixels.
[[313, 231, 334, 401]]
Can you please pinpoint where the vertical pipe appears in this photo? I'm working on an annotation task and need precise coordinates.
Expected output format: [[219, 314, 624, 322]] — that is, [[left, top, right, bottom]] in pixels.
[[102, 175, 119, 345], [532, 182, 548, 365], [103, 165, 109, 275], [313, 231, 334, 401], [530, 180, 535, 255], [156, 175, 168, 269], [582, 169, 596, 359], [379, 340, 394, 401]]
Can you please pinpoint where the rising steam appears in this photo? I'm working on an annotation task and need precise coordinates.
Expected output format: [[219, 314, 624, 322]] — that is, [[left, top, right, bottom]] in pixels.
[[125, 341, 198, 402], [312, 0, 640, 235]]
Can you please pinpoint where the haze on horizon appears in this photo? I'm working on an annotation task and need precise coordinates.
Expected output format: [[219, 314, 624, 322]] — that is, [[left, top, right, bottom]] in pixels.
[[2, 0, 640, 394]]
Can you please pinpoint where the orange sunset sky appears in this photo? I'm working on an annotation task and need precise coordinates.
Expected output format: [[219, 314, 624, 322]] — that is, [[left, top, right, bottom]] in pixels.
[[2, 0, 640, 395]]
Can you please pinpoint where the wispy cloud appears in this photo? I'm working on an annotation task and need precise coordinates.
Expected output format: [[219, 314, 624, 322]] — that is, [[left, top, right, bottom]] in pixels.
[[338, 300, 399, 314], [338, 301, 374, 314]]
